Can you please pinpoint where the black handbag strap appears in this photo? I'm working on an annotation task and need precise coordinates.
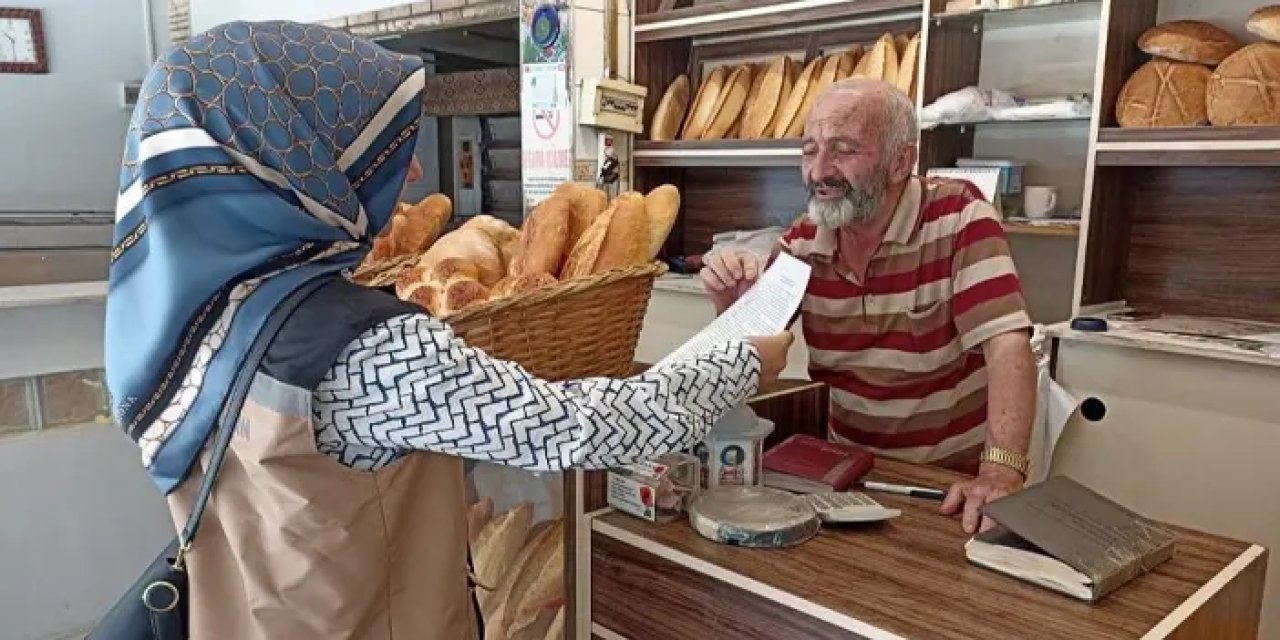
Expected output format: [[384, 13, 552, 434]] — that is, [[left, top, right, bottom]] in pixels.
[[176, 277, 327, 556]]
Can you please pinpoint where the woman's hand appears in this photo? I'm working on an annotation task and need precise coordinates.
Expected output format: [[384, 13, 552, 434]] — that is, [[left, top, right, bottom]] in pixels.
[[749, 332, 795, 389]]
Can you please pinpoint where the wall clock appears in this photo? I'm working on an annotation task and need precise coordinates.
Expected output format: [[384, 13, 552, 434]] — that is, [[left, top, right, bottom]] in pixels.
[[0, 8, 48, 74]]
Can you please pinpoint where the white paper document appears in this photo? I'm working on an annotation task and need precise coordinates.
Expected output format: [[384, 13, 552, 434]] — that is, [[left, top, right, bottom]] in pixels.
[[655, 253, 811, 369]]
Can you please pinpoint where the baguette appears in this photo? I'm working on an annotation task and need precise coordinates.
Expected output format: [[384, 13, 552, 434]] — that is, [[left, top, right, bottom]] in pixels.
[[504, 520, 566, 637], [467, 498, 495, 548], [593, 193, 650, 273], [649, 74, 691, 141], [514, 196, 572, 276], [553, 182, 608, 249], [839, 45, 864, 81], [643, 185, 680, 260], [544, 607, 565, 640], [473, 502, 533, 607], [741, 57, 789, 139], [483, 519, 555, 626]]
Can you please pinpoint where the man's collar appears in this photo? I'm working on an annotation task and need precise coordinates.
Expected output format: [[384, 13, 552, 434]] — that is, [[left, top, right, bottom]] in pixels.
[[883, 177, 922, 246]]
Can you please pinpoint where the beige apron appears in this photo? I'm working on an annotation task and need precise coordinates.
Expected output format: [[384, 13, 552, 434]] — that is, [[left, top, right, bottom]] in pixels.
[[167, 372, 477, 639]]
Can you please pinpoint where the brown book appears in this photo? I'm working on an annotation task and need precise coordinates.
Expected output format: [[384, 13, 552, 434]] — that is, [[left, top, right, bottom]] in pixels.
[[964, 476, 1176, 602]]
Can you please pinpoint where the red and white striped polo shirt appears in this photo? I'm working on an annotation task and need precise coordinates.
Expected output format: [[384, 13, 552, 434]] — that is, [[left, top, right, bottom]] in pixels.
[[778, 177, 1031, 471]]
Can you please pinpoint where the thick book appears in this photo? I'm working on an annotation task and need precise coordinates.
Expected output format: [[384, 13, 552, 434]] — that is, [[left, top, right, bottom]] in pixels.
[[761, 435, 874, 493], [964, 476, 1177, 602]]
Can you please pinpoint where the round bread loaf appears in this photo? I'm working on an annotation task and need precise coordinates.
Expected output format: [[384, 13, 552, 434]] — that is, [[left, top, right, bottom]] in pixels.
[[1115, 59, 1210, 128], [680, 66, 726, 140], [1137, 20, 1240, 65], [649, 74, 690, 141], [703, 64, 754, 140], [1247, 6, 1280, 43], [1207, 43, 1280, 126], [773, 56, 823, 138]]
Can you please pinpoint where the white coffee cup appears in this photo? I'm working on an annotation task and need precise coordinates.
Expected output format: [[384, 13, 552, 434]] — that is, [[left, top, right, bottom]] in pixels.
[[1023, 186, 1058, 219]]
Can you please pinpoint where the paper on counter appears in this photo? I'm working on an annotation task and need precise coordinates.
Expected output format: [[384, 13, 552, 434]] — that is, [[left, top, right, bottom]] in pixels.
[[654, 252, 811, 369]]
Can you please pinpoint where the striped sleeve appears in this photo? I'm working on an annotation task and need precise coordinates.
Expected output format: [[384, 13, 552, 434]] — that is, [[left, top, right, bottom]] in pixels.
[[950, 200, 1032, 350]]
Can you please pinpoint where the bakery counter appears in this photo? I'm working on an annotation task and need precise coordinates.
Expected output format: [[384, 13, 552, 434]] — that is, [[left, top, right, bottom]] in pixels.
[[583, 459, 1267, 640]]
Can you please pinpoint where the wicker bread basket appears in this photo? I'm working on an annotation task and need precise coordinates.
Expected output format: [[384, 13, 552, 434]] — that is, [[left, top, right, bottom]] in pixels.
[[431, 262, 668, 381]]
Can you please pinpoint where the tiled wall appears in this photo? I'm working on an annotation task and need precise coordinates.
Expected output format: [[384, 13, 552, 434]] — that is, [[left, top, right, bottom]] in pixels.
[[0, 369, 110, 436]]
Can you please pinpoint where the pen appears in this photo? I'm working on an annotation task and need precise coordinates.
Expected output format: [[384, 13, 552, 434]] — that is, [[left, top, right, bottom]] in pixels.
[[862, 481, 947, 501]]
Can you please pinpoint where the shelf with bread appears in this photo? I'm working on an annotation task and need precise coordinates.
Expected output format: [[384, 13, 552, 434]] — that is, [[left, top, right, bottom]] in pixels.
[[633, 0, 923, 43], [1072, 1, 1280, 364]]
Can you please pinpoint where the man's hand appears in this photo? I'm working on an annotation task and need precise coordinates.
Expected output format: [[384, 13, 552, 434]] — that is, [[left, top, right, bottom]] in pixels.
[[940, 463, 1025, 534], [747, 332, 794, 389], [701, 250, 763, 315]]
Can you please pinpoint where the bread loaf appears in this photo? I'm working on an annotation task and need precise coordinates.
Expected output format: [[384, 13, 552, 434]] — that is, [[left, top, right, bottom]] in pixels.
[[416, 227, 504, 286], [1116, 59, 1210, 128], [894, 33, 910, 60], [402, 257, 490, 316], [681, 66, 727, 140], [704, 64, 754, 140], [775, 56, 824, 138], [594, 193, 650, 273], [561, 203, 613, 279], [643, 184, 680, 260], [368, 195, 451, 260], [897, 33, 921, 99], [740, 57, 789, 139], [462, 215, 519, 247], [838, 45, 863, 81], [491, 272, 558, 300], [467, 498, 494, 547], [1207, 43, 1280, 126], [1247, 6, 1280, 43], [514, 196, 572, 276], [543, 607, 565, 640], [649, 74, 691, 141], [483, 519, 554, 626], [553, 182, 608, 249], [763, 58, 798, 137], [785, 56, 829, 138], [474, 503, 534, 611], [504, 520, 566, 637], [1138, 20, 1240, 66]]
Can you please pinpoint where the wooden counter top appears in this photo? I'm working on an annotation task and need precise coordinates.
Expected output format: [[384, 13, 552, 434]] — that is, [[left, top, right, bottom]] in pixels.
[[587, 459, 1267, 640]]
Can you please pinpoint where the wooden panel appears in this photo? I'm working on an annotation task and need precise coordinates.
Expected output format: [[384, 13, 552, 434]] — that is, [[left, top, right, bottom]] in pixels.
[[679, 167, 808, 255], [917, 8, 981, 170], [1169, 549, 1268, 640], [1122, 167, 1280, 323], [1096, 0, 1158, 128], [591, 459, 1262, 639], [1095, 126, 1280, 167], [1078, 165, 1133, 306], [592, 533, 862, 639], [746, 380, 828, 450], [636, 40, 692, 141]]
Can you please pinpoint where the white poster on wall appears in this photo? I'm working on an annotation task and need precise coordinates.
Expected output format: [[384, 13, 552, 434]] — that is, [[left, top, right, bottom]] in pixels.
[[520, 62, 574, 208]]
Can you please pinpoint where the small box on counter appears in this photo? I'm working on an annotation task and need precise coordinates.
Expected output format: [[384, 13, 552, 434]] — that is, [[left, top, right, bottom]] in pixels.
[[607, 454, 700, 523]]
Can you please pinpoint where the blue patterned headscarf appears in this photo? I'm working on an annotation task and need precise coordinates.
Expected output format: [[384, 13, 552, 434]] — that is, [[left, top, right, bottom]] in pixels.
[[106, 21, 425, 493]]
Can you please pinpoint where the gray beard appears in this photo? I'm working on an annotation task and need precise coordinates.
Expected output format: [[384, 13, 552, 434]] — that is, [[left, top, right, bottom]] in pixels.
[[806, 182, 885, 229]]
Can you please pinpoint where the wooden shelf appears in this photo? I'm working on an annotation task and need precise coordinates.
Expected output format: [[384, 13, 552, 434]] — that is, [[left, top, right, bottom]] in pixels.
[[634, 0, 921, 43], [1095, 126, 1280, 167], [1003, 219, 1080, 237], [633, 139, 802, 167], [932, 0, 1101, 25]]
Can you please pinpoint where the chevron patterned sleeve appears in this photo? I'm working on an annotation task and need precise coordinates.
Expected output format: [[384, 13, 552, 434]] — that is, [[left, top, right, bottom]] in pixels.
[[313, 313, 762, 472]]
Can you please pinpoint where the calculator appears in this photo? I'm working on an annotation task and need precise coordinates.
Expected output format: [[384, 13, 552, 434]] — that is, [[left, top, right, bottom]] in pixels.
[[804, 492, 902, 524]]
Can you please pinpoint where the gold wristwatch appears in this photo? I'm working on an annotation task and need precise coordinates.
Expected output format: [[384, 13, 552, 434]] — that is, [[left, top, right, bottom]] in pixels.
[[979, 446, 1030, 478]]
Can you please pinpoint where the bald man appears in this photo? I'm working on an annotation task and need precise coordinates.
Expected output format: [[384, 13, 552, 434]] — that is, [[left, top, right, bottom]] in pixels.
[[702, 79, 1037, 534]]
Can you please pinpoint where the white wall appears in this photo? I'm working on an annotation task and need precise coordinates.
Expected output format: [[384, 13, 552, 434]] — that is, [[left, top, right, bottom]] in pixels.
[[191, 0, 409, 33], [0, 425, 172, 640], [0, 0, 156, 214]]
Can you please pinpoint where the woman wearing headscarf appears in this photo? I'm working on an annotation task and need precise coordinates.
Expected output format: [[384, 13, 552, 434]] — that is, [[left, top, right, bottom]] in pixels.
[[106, 21, 790, 639]]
